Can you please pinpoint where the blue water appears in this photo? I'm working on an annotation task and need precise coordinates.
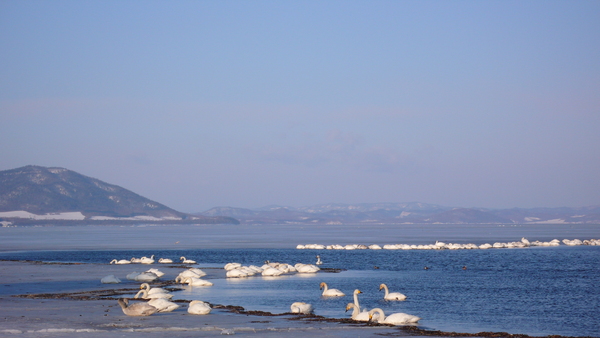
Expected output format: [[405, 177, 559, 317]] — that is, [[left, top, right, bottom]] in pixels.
[[1, 246, 599, 337], [0, 223, 599, 337]]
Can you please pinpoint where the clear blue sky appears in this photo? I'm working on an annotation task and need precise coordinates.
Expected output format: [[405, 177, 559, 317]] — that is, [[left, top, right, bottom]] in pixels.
[[1, 1, 599, 212]]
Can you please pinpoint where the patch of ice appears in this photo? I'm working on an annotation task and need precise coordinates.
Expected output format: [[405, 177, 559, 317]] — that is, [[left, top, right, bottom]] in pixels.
[[0, 211, 86, 220]]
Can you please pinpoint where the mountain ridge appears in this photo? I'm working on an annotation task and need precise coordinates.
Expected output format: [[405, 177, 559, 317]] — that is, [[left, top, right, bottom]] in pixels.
[[0, 165, 238, 225]]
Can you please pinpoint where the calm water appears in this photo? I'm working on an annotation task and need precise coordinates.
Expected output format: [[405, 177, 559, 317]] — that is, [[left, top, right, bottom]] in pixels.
[[0, 223, 599, 337]]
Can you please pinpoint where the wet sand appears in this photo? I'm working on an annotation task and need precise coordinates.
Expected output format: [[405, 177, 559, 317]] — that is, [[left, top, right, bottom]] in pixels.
[[0, 261, 588, 338]]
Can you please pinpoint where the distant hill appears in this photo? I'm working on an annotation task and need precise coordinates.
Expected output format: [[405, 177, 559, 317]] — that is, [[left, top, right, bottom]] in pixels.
[[0, 165, 238, 225], [198, 202, 600, 225]]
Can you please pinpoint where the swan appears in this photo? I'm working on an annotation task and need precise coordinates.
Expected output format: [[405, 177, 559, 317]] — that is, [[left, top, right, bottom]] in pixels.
[[224, 262, 242, 270], [368, 308, 420, 325], [290, 302, 314, 314], [133, 271, 159, 282], [139, 283, 170, 295], [379, 283, 407, 301], [180, 256, 196, 264], [140, 255, 155, 264], [148, 298, 180, 312], [126, 271, 141, 280], [130, 257, 142, 263], [101, 275, 121, 284], [188, 300, 211, 315], [316, 255, 323, 265], [182, 277, 213, 286], [187, 268, 207, 277], [158, 258, 173, 263], [145, 268, 165, 278], [110, 259, 131, 264], [135, 289, 173, 300], [118, 298, 158, 316], [346, 303, 370, 321], [320, 282, 345, 297]]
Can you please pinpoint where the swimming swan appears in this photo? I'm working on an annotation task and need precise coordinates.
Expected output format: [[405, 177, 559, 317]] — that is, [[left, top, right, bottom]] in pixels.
[[290, 302, 314, 314], [316, 255, 323, 265], [379, 283, 407, 301], [346, 303, 370, 321], [118, 298, 157, 316], [320, 282, 345, 297], [110, 259, 131, 264], [148, 298, 179, 312], [182, 277, 213, 286], [140, 255, 155, 264], [180, 256, 196, 264], [368, 308, 421, 325], [158, 258, 173, 263], [188, 300, 211, 315]]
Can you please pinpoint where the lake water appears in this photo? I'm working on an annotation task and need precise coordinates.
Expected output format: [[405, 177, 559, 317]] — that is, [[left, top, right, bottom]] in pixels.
[[1, 223, 599, 337]]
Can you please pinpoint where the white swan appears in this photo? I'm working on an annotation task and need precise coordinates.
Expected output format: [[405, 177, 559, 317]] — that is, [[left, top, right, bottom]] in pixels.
[[145, 268, 165, 278], [140, 255, 155, 264], [188, 300, 211, 315], [134, 271, 159, 282], [130, 257, 142, 263], [182, 277, 213, 286], [316, 255, 323, 265], [290, 302, 314, 314], [158, 258, 173, 263], [110, 259, 131, 264], [180, 256, 196, 264], [148, 298, 179, 312], [368, 308, 420, 325], [320, 282, 345, 297], [135, 289, 173, 300], [379, 283, 407, 301], [346, 303, 370, 321], [187, 268, 207, 277], [139, 283, 170, 295], [101, 275, 121, 284], [118, 298, 157, 316]]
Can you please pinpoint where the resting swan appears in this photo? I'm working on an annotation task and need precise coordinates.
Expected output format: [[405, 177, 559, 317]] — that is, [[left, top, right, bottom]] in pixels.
[[368, 308, 421, 325], [290, 302, 314, 314], [379, 283, 407, 301], [188, 300, 211, 315], [140, 255, 155, 264], [118, 298, 157, 316], [139, 283, 170, 295], [158, 258, 173, 263], [180, 256, 196, 264], [320, 282, 345, 297], [110, 259, 131, 264], [148, 298, 179, 312], [135, 289, 173, 300], [101, 275, 121, 284]]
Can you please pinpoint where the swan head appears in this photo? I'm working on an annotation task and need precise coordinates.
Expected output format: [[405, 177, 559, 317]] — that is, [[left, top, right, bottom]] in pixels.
[[140, 283, 150, 290], [319, 282, 326, 290], [354, 289, 362, 295], [378, 284, 385, 290], [345, 303, 355, 312]]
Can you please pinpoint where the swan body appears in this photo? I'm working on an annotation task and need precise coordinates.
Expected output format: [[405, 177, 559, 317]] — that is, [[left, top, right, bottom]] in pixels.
[[379, 283, 407, 301], [118, 298, 158, 316], [145, 268, 164, 277], [368, 308, 420, 325], [224, 262, 242, 270], [296, 264, 320, 273], [180, 256, 196, 264], [140, 283, 170, 295], [320, 282, 345, 297], [182, 277, 213, 286], [188, 300, 211, 315], [140, 255, 155, 264], [226, 268, 248, 278], [110, 259, 131, 264], [346, 303, 370, 321], [148, 298, 179, 312], [290, 302, 314, 314], [126, 272, 141, 280], [187, 268, 207, 277], [158, 258, 173, 263], [261, 267, 283, 276], [130, 257, 142, 263], [101, 275, 121, 284], [134, 272, 159, 282], [135, 289, 173, 300]]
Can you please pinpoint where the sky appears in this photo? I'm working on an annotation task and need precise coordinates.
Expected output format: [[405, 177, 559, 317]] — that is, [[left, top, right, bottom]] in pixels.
[[1, 1, 599, 212]]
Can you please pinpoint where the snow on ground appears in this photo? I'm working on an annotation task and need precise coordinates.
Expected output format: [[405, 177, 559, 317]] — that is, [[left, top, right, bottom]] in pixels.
[[0, 211, 86, 220]]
